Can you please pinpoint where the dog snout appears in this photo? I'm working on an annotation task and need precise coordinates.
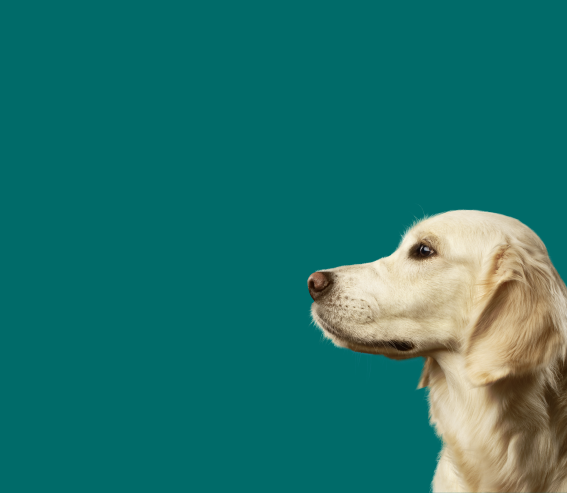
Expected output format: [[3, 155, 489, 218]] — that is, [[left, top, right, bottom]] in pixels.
[[308, 271, 333, 301]]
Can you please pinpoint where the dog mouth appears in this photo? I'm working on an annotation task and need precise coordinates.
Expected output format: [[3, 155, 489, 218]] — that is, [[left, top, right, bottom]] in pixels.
[[313, 311, 415, 352]]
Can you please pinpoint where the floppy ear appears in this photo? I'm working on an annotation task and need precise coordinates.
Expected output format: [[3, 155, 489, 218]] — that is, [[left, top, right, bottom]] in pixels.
[[465, 240, 567, 387], [417, 357, 433, 389]]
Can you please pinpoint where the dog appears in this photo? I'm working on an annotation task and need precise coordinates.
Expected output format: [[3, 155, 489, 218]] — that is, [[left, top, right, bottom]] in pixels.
[[308, 210, 567, 492]]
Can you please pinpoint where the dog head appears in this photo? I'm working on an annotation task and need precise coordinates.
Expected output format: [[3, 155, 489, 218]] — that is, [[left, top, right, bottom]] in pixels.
[[309, 210, 567, 386]]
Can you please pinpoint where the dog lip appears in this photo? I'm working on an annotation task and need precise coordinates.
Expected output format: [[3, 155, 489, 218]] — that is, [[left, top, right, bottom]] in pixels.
[[388, 340, 414, 351], [314, 315, 345, 339], [314, 312, 414, 352]]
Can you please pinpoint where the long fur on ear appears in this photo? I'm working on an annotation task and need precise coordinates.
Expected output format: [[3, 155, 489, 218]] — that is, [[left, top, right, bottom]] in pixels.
[[417, 356, 433, 389], [465, 239, 567, 387]]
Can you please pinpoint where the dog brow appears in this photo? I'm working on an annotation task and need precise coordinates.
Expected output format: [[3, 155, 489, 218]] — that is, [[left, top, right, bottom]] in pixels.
[[420, 235, 440, 250]]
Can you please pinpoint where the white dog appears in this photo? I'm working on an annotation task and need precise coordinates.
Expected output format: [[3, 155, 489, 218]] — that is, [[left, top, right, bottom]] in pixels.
[[309, 210, 567, 492]]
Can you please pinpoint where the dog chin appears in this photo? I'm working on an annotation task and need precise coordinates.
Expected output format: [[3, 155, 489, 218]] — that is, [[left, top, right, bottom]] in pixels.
[[312, 308, 416, 357]]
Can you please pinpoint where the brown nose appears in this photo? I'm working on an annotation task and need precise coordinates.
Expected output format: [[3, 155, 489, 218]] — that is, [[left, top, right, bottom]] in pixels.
[[308, 271, 333, 300]]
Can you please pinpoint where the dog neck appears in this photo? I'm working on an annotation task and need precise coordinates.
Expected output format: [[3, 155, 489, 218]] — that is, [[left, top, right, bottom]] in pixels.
[[426, 350, 567, 492]]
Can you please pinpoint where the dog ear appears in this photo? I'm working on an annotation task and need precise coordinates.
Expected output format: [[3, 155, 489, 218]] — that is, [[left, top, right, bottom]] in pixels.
[[465, 241, 567, 387], [417, 357, 433, 389]]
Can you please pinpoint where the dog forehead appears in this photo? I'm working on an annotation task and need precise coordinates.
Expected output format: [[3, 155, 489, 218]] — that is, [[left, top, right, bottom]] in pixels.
[[401, 211, 510, 255], [403, 210, 547, 258]]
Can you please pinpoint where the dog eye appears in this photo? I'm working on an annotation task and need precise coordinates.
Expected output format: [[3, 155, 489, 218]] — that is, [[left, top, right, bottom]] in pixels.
[[417, 244, 435, 257]]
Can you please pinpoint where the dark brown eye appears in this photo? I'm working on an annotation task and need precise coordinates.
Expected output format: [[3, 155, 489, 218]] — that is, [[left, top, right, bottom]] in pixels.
[[418, 244, 435, 257]]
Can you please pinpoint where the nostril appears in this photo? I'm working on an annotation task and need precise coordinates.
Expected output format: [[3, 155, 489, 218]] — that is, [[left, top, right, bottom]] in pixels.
[[307, 271, 333, 300], [309, 272, 329, 292]]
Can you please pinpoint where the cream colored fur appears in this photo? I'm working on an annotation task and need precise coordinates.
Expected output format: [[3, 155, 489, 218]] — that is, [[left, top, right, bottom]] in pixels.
[[311, 210, 567, 492]]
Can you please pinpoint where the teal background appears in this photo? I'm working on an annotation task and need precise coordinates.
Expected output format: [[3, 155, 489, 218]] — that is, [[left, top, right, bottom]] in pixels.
[[2, 2, 567, 492]]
